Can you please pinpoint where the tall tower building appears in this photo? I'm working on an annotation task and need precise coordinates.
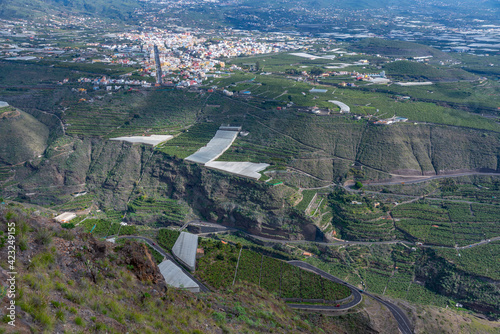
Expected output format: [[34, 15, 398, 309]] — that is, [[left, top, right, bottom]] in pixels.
[[154, 45, 162, 85]]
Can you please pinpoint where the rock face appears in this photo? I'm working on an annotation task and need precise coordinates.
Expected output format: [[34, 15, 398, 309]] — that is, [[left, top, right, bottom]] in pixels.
[[118, 240, 167, 288], [2, 138, 323, 241]]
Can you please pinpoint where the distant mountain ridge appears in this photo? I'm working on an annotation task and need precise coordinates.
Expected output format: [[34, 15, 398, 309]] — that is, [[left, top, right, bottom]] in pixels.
[[0, 0, 141, 20], [235, 0, 498, 10]]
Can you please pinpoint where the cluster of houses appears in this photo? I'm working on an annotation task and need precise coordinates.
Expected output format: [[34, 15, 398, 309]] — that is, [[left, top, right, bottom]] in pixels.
[[112, 30, 304, 86]]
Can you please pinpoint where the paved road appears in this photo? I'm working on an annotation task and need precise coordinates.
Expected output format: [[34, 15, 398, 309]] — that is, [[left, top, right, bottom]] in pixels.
[[287, 261, 362, 310], [345, 187, 500, 206], [183, 220, 499, 250], [288, 261, 413, 334], [361, 172, 500, 186], [115, 235, 210, 293], [365, 291, 414, 334], [456, 236, 500, 250]]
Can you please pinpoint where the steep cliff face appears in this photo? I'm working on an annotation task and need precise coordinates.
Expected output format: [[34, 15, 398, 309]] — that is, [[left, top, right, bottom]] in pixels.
[[2, 137, 321, 241]]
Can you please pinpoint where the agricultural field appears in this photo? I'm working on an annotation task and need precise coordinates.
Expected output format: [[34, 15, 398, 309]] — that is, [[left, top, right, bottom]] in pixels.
[[64, 102, 131, 137], [207, 59, 500, 132], [382, 60, 477, 82], [126, 195, 188, 225], [405, 283, 450, 307], [0, 165, 13, 182], [328, 189, 395, 241], [364, 176, 500, 205], [434, 241, 500, 281], [224, 52, 340, 73], [147, 244, 165, 264], [441, 184, 500, 205], [196, 240, 350, 301], [372, 81, 500, 114], [196, 239, 239, 289], [52, 193, 95, 212], [234, 249, 262, 285], [393, 201, 500, 247], [328, 185, 499, 247], [77, 218, 136, 237], [156, 228, 181, 252], [156, 122, 220, 159], [303, 244, 452, 308], [295, 190, 317, 211], [259, 255, 283, 294], [63, 89, 204, 137]]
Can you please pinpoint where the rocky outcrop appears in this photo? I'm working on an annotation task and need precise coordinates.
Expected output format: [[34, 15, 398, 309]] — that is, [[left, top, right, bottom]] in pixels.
[[2, 137, 324, 241], [117, 240, 167, 288]]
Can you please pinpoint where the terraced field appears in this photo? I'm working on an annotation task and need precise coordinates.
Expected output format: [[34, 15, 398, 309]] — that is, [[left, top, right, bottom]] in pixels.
[[64, 90, 204, 137], [64, 104, 130, 137], [196, 241, 350, 301], [0, 165, 13, 182], [394, 201, 500, 247], [328, 189, 397, 241], [127, 196, 188, 224], [52, 193, 95, 212], [434, 241, 500, 280], [78, 218, 136, 237], [157, 123, 220, 159], [304, 244, 451, 308]]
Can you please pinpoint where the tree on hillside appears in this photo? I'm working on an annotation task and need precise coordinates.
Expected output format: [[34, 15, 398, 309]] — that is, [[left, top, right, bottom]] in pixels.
[[354, 181, 363, 189], [255, 61, 261, 71], [310, 67, 324, 76]]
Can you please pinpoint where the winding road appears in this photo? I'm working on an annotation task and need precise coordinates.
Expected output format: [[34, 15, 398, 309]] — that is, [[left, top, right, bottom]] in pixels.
[[187, 220, 499, 250], [113, 223, 500, 334], [286, 261, 362, 310], [288, 261, 413, 334], [115, 234, 412, 333]]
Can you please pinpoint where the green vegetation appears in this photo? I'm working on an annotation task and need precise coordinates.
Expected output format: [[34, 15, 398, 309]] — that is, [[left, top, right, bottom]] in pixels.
[[393, 201, 500, 247], [156, 229, 180, 252], [0, 0, 141, 21], [295, 190, 317, 211], [52, 194, 95, 212], [327, 186, 499, 248], [416, 248, 500, 318], [1, 21, 500, 325], [64, 89, 204, 138], [328, 189, 394, 241], [434, 242, 500, 281], [196, 239, 350, 301], [383, 61, 476, 82], [4, 206, 333, 333], [0, 165, 14, 182], [302, 243, 454, 308], [0, 109, 49, 165], [146, 244, 164, 264], [78, 218, 136, 237], [349, 38, 452, 60], [157, 122, 220, 159], [127, 195, 188, 224], [371, 81, 500, 114], [196, 239, 239, 289]]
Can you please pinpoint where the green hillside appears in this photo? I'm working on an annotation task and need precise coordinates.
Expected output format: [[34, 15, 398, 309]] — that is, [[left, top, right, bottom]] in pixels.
[[0, 107, 49, 165], [238, 0, 415, 9], [349, 38, 453, 60], [383, 61, 477, 82], [0, 205, 353, 334], [0, 0, 141, 20]]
